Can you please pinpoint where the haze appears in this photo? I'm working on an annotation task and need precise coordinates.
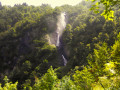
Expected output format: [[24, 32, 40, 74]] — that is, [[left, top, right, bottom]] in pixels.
[[0, 0, 82, 7]]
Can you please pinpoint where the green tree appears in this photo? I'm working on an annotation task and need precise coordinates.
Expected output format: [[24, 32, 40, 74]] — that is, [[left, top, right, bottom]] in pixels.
[[88, 0, 120, 20], [33, 66, 58, 90], [0, 76, 18, 90]]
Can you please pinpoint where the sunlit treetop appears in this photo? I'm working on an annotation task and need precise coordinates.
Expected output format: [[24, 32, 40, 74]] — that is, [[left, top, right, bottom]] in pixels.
[[87, 0, 120, 21]]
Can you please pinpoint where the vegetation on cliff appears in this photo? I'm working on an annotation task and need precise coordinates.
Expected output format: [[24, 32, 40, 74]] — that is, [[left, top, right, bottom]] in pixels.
[[0, 0, 120, 89]]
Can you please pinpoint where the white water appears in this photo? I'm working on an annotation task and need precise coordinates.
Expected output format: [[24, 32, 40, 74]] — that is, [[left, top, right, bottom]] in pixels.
[[56, 32, 60, 46], [56, 12, 66, 46], [62, 55, 67, 66], [56, 12, 67, 66]]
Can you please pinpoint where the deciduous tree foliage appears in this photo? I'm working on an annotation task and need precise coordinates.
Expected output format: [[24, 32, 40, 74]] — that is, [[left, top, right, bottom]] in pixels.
[[0, 0, 120, 89], [88, 0, 120, 20]]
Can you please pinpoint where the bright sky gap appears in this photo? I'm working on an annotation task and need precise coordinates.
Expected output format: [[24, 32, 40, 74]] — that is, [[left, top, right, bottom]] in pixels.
[[0, 0, 82, 8]]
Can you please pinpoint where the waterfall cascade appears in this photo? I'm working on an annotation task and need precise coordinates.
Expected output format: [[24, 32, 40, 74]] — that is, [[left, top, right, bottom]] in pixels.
[[56, 12, 66, 46], [62, 55, 67, 66], [56, 12, 67, 66]]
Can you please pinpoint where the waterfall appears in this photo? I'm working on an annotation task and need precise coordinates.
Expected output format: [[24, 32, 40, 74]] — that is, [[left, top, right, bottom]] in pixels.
[[56, 12, 66, 46], [62, 55, 67, 66], [56, 32, 60, 46], [56, 12, 67, 66]]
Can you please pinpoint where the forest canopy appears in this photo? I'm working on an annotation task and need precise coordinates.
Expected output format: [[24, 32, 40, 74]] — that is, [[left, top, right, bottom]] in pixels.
[[0, 0, 120, 89]]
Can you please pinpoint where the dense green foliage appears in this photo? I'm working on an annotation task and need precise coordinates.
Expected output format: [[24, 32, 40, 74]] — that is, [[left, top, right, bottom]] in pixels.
[[88, 0, 120, 20], [0, 0, 120, 89], [0, 3, 59, 88]]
